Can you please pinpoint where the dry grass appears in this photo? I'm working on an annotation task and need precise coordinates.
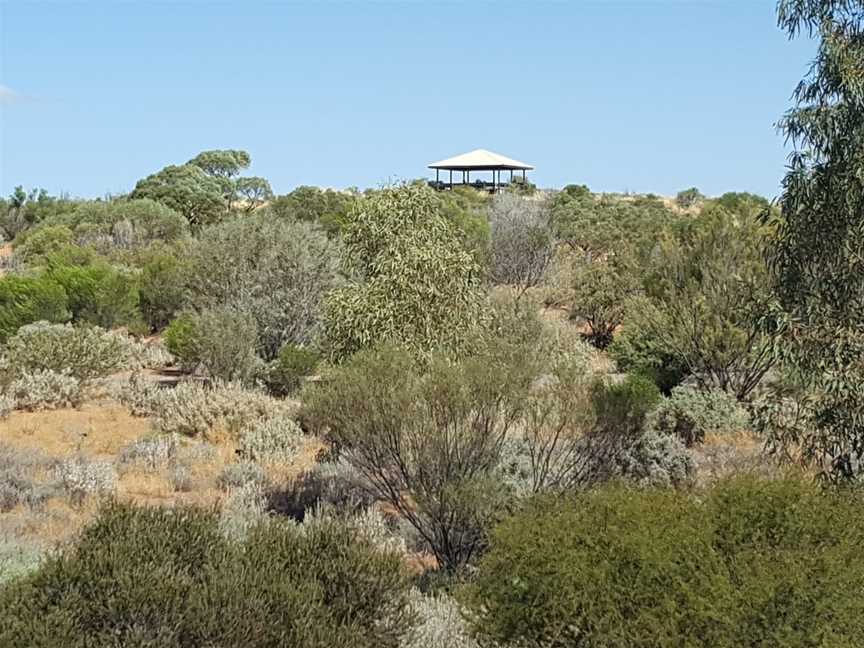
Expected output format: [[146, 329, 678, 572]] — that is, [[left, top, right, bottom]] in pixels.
[[0, 402, 150, 460], [0, 398, 321, 556]]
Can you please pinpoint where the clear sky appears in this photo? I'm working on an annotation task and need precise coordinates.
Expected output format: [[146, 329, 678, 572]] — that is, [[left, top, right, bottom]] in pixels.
[[1, 1, 815, 199]]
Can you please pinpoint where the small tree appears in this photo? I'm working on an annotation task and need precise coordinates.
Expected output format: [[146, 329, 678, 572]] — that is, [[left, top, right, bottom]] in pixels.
[[640, 209, 775, 400], [675, 186, 704, 208], [321, 184, 484, 361], [487, 192, 555, 299], [569, 250, 641, 349]]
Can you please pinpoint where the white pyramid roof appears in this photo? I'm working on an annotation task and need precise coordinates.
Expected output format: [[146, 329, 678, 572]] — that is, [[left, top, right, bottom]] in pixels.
[[428, 149, 533, 170]]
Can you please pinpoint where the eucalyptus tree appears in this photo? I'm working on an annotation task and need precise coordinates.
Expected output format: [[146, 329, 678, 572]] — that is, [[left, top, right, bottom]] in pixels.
[[764, 0, 864, 478]]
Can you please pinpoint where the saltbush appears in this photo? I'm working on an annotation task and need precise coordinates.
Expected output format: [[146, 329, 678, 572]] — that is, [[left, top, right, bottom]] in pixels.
[[404, 590, 480, 648], [140, 381, 289, 437], [217, 461, 266, 491], [6, 370, 82, 411], [615, 427, 695, 487], [237, 414, 304, 464], [54, 457, 116, 503], [2, 321, 133, 380], [468, 478, 864, 647], [0, 504, 415, 646], [648, 384, 751, 446], [118, 435, 178, 470]]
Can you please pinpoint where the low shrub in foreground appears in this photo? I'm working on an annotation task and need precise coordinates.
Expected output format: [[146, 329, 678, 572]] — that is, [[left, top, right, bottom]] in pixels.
[[0, 503, 414, 647], [468, 478, 864, 647]]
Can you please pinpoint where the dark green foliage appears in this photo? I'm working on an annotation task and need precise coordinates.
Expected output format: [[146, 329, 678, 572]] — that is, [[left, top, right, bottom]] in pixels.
[[552, 190, 679, 259], [163, 313, 198, 367], [264, 344, 320, 396], [0, 275, 69, 342], [607, 308, 688, 393], [0, 503, 414, 647], [131, 164, 226, 227], [46, 263, 142, 331], [139, 246, 188, 330], [591, 374, 661, 437], [469, 478, 864, 647], [639, 207, 775, 400], [268, 185, 358, 235], [675, 186, 704, 208]]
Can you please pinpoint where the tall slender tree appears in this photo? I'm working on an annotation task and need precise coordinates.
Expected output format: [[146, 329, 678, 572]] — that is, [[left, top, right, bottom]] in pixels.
[[767, 0, 864, 478]]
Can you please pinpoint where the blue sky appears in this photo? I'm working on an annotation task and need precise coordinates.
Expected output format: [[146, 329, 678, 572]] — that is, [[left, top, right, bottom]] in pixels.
[[1, 1, 814, 199]]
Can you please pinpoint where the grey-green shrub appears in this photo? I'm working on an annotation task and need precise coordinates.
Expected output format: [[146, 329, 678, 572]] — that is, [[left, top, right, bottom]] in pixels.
[[6, 370, 82, 411], [648, 384, 750, 446], [54, 457, 116, 503], [122, 378, 288, 437], [217, 462, 266, 491], [615, 428, 695, 487], [185, 306, 262, 384], [2, 322, 132, 380], [237, 414, 303, 464], [186, 215, 340, 359]]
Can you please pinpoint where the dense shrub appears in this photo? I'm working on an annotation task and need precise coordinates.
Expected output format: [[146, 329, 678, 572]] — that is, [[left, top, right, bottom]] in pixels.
[[404, 590, 480, 648], [591, 374, 661, 437], [54, 457, 116, 503], [237, 414, 304, 464], [62, 198, 189, 249], [0, 275, 69, 342], [118, 435, 178, 470], [138, 246, 188, 330], [121, 378, 289, 437], [268, 185, 358, 235], [185, 215, 339, 359], [12, 225, 74, 264], [163, 313, 198, 367], [263, 343, 320, 395], [567, 250, 641, 348], [614, 427, 695, 487], [321, 184, 484, 361], [468, 478, 864, 647], [298, 457, 374, 506], [649, 384, 751, 446], [181, 306, 262, 384], [46, 263, 141, 330], [0, 504, 414, 647], [5, 370, 82, 411], [217, 461, 266, 491], [607, 309, 688, 393], [639, 208, 775, 400], [2, 322, 134, 380]]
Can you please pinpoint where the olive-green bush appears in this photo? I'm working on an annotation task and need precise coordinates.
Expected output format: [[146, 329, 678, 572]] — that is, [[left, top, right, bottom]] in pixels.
[[321, 184, 484, 361], [264, 343, 320, 396], [469, 478, 864, 647], [0, 503, 414, 647], [0, 275, 69, 342], [46, 263, 141, 331]]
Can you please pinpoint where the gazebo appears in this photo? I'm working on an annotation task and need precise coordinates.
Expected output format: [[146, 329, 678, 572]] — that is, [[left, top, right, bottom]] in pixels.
[[428, 149, 534, 192]]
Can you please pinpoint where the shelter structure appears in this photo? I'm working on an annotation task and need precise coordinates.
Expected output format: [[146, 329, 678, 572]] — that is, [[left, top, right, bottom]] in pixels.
[[428, 149, 533, 192]]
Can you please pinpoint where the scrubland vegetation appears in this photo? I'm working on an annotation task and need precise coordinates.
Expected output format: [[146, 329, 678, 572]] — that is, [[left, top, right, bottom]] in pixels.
[[3, 1, 864, 645]]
